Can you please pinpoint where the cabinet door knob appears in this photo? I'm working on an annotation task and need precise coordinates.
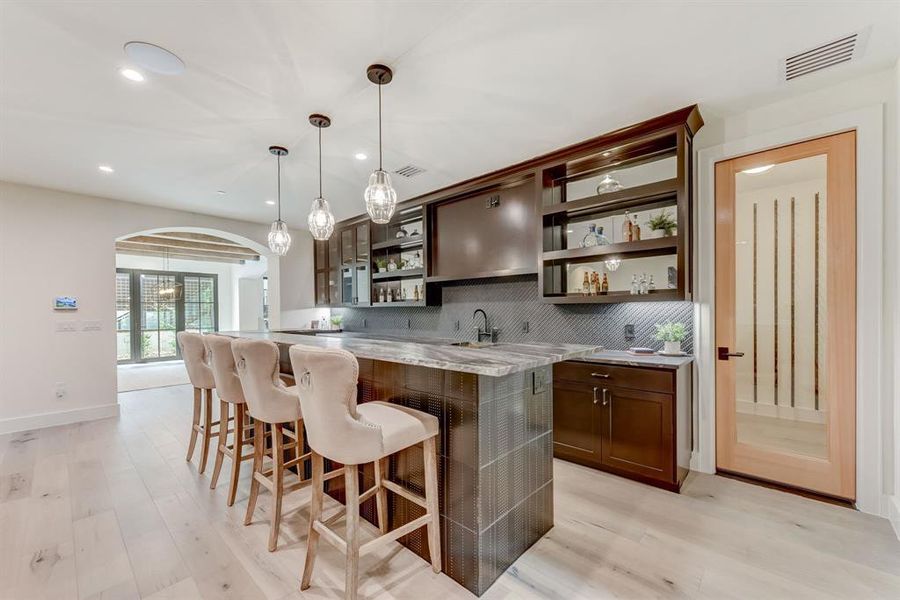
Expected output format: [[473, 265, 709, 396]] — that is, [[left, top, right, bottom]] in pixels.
[[592, 386, 600, 404], [602, 388, 610, 406], [591, 372, 610, 379]]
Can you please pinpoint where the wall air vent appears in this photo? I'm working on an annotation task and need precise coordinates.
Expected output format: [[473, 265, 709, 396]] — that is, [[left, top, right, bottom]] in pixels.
[[393, 164, 426, 178], [784, 30, 867, 82]]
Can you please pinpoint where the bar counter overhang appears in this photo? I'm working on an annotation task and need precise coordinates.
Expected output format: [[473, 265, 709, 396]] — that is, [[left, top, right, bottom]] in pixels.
[[221, 331, 599, 595]]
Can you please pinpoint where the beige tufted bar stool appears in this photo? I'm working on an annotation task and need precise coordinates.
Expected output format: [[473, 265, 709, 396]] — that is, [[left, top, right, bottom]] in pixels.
[[232, 338, 343, 552], [289, 345, 441, 600], [204, 334, 255, 506], [177, 331, 222, 473]]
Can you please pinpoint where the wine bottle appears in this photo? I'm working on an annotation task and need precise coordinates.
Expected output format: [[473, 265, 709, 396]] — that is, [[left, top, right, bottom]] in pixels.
[[623, 210, 633, 242], [582, 272, 590, 296], [601, 273, 609, 295], [632, 214, 641, 241]]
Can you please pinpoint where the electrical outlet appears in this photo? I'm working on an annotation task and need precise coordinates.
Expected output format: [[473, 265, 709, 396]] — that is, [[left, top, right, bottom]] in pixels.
[[54, 383, 66, 400], [404, 318, 411, 329], [624, 324, 636, 340], [363, 319, 367, 328], [522, 321, 530, 334], [454, 320, 460, 331]]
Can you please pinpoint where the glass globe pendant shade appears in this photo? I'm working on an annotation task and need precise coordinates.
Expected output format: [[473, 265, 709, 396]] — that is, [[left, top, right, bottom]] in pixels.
[[364, 169, 397, 224], [307, 197, 335, 241], [268, 219, 292, 255], [596, 172, 623, 194], [604, 258, 622, 271]]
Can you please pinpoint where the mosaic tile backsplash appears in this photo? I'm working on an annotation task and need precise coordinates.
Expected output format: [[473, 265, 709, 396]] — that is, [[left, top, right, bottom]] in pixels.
[[335, 276, 694, 353]]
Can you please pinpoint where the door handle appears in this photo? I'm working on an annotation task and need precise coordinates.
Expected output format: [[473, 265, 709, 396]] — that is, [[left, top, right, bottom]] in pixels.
[[718, 346, 745, 360], [590, 372, 610, 379]]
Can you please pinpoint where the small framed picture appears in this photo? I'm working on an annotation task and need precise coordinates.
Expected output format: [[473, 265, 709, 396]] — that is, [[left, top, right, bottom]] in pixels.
[[54, 296, 78, 310]]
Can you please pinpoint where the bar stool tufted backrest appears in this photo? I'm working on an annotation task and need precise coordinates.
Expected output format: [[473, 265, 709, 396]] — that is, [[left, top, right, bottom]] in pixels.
[[288, 345, 383, 465], [203, 334, 245, 405], [177, 331, 215, 389], [231, 338, 301, 424]]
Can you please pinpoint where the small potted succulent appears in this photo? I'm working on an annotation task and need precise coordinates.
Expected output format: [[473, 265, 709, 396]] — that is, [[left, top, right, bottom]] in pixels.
[[374, 257, 388, 273], [655, 321, 686, 355], [329, 314, 343, 330], [646, 210, 677, 238]]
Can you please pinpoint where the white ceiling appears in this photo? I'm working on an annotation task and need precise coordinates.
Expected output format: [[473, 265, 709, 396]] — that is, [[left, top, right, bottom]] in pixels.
[[1, 1, 897, 226]]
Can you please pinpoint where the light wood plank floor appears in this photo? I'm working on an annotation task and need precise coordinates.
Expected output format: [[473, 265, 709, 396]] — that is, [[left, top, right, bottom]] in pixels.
[[1, 384, 898, 599]]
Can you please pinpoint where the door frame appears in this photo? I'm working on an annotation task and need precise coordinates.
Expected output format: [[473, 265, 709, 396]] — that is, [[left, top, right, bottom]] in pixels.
[[695, 105, 885, 516]]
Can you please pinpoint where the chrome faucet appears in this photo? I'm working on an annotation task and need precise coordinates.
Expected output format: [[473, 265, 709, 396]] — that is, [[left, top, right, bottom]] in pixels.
[[473, 308, 499, 343]]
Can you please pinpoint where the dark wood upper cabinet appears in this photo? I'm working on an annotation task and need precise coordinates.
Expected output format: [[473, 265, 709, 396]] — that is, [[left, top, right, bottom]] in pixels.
[[428, 178, 539, 282], [319, 105, 702, 306]]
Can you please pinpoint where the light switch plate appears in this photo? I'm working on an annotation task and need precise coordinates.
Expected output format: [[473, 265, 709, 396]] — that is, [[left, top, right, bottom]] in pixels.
[[624, 323, 636, 340], [56, 321, 78, 332], [532, 369, 548, 394], [82, 320, 102, 331]]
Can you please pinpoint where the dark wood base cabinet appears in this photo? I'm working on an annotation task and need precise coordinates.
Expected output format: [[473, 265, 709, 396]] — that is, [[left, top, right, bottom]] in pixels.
[[553, 360, 692, 492]]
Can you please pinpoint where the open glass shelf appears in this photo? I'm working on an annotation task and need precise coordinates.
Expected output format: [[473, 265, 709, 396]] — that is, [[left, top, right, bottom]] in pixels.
[[543, 254, 679, 302]]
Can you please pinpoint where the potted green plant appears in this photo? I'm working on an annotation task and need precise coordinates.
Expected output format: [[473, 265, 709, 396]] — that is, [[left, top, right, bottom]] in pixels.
[[374, 257, 388, 273], [655, 321, 686, 355], [329, 314, 343, 330], [646, 210, 677, 238]]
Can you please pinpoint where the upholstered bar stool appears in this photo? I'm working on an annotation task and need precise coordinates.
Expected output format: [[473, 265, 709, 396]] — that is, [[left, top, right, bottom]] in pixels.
[[232, 338, 343, 551], [204, 334, 255, 506], [289, 345, 441, 600], [177, 331, 222, 473]]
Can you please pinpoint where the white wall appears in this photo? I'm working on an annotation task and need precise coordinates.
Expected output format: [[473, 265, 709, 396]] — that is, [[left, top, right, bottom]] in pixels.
[[0, 181, 317, 433], [694, 66, 898, 518]]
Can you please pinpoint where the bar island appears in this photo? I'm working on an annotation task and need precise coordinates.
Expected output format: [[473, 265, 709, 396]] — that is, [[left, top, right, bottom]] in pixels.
[[222, 331, 599, 595]]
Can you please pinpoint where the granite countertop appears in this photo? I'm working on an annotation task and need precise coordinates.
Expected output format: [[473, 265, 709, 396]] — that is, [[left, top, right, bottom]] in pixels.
[[219, 331, 599, 377], [576, 349, 694, 369]]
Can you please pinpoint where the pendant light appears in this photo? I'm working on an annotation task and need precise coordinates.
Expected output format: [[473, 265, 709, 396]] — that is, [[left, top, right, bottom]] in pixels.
[[158, 247, 183, 300], [307, 114, 335, 240], [363, 64, 397, 224], [267, 145, 292, 255]]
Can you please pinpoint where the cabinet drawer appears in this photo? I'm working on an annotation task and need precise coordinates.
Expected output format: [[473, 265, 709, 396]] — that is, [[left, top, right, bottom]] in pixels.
[[553, 360, 673, 394]]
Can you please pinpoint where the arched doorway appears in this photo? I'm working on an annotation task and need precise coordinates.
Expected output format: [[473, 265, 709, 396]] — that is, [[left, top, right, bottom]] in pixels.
[[114, 227, 273, 390]]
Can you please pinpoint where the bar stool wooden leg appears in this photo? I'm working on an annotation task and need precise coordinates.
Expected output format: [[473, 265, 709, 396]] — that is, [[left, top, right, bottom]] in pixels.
[[344, 464, 360, 600], [227, 403, 245, 507], [300, 452, 324, 590], [374, 457, 389, 534], [423, 436, 442, 573], [209, 400, 228, 489], [186, 387, 201, 462], [199, 388, 214, 473], [268, 423, 285, 552], [245, 420, 265, 525]]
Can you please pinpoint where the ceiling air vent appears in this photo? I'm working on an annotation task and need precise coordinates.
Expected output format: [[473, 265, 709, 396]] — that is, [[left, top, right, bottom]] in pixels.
[[784, 31, 866, 82], [393, 164, 426, 178]]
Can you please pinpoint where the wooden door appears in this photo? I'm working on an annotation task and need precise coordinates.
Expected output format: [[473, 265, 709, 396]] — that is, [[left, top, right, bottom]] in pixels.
[[599, 386, 674, 484], [715, 132, 856, 499], [552, 379, 602, 467]]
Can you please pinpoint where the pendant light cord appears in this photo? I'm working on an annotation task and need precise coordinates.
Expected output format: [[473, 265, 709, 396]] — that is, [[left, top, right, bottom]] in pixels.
[[318, 125, 323, 198], [378, 82, 383, 171], [276, 153, 282, 221]]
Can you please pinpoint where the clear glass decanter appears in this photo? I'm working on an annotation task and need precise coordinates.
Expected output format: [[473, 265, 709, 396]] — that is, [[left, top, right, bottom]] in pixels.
[[581, 224, 611, 248]]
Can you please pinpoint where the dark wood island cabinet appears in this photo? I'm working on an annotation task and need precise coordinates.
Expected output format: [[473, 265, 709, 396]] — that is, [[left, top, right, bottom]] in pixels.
[[553, 355, 692, 492]]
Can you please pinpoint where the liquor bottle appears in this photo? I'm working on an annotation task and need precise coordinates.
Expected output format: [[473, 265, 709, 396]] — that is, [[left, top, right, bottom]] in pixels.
[[581, 223, 603, 248], [623, 210, 633, 242], [648, 275, 655, 293], [639, 273, 648, 294], [413, 284, 420, 302], [596, 226, 611, 245], [582, 272, 590, 296], [632, 214, 641, 241], [601, 273, 609, 295], [594, 271, 602, 295], [630, 274, 638, 295]]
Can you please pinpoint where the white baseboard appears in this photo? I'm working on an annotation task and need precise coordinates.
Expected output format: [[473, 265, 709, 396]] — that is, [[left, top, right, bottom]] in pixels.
[[0, 403, 120, 435], [889, 495, 900, 541]]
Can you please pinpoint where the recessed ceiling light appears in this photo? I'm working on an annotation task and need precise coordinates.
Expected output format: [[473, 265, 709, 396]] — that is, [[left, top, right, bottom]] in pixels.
[[120, 68, 145, 82], [98, 164, 114, 173], [217, 190, 226, 195], [124, 41, 185, 75], [354, 152, 368, 160], [265, 200, 276, 205], [742, 164, 775, 174]]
